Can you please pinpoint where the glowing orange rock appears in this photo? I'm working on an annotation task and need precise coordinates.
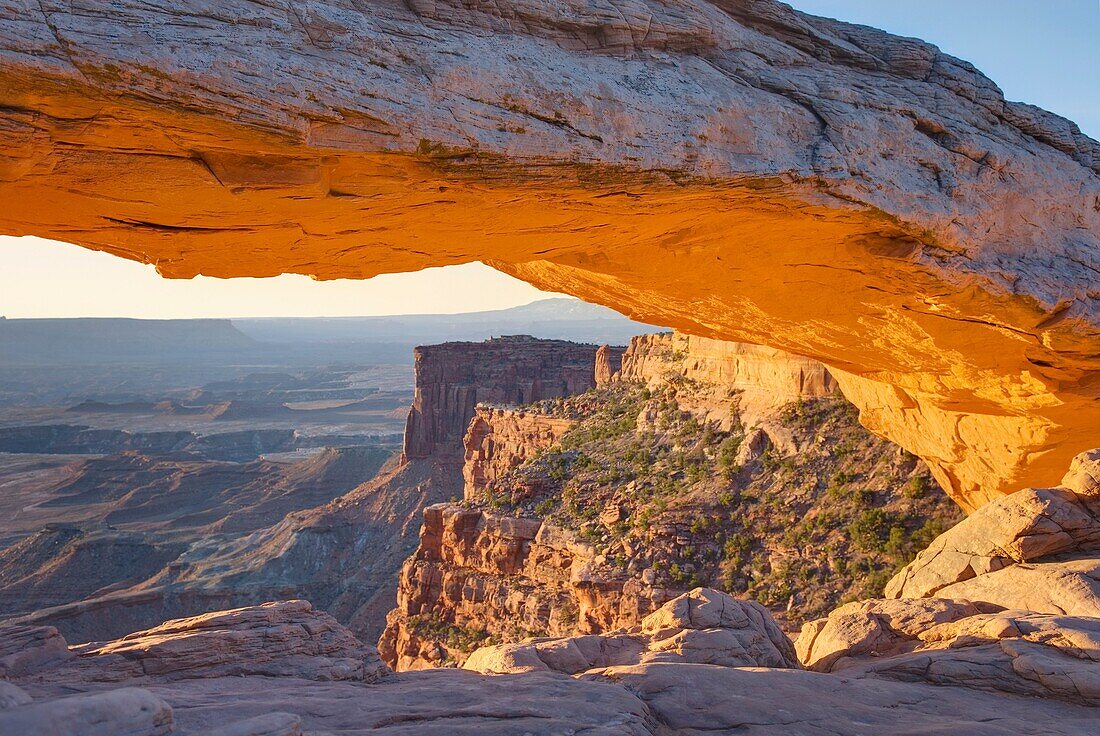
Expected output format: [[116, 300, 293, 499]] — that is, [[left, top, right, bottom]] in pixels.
[[1, 0, 1097, 510]]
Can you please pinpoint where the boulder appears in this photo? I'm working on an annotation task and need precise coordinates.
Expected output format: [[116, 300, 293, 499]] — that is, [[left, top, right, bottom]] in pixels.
[[0, 624, 73, 677], [81, 600, 388, 682], [0, 687, 172, 736], [887, 454, 1100, 615], [799, 599, 1100, 705], [795, 597, 987, 671], [464, 588, 798, 674]]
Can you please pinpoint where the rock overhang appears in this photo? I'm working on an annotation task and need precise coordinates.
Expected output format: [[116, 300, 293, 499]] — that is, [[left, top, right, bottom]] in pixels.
[[1, 0, 1098, 511]]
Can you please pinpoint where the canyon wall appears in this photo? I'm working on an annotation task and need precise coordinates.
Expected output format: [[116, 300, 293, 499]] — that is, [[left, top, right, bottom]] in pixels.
[[378, 504, 669, 670], [402, 336, 602, 461], [380, 332, 960, 668], [2, 0, 1098, 508], [463, 406, 576, 501], [618, 332, 840, 433]]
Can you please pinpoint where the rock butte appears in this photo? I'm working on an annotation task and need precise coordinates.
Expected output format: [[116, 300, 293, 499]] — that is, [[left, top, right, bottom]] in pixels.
[[1, 0, 1098, 510]]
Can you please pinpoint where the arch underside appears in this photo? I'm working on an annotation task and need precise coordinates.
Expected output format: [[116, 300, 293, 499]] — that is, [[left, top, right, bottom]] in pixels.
[[2, 0, 1098, 511]]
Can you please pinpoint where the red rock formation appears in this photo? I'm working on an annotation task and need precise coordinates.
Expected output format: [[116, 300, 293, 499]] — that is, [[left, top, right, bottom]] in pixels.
[[594, 345, 625, 388], [401, 336, 602, 462], [463, 406, 575, 500], [378, 504, 671, 670]]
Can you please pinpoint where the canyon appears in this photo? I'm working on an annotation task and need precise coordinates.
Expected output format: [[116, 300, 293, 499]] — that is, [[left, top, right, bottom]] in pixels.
[[380, 331, 961, 668], [1, 0, 1099, 732], [0, 333, 615, 644], [3, 0, 1099, 509], [0, 329, 1097, 732]]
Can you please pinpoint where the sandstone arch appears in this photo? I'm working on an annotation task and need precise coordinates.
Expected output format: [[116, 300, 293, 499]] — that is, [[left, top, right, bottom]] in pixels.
[[1, 0, 1097, 510]]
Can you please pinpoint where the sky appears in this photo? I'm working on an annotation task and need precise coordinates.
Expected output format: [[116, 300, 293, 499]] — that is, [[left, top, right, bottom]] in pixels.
[[1, 1, 1096, 319]]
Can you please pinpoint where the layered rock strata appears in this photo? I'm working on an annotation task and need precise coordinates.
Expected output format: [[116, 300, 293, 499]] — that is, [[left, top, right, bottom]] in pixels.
[[381, 331, 962, 666], [616, 331, 841, 447], [402, 336, 602, 461], [378, 503, 669, 670], [462, 405, 576, 500], [4, 0, 1098, 506]]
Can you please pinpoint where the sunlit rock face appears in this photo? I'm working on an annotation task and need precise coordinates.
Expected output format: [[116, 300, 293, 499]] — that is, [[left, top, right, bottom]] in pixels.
[[1, 0, 1098, 510]]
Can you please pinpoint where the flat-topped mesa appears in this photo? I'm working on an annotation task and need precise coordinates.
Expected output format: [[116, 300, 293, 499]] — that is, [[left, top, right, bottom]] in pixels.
[[2, 0, 1098, 508], [401, 336, 602, 462]]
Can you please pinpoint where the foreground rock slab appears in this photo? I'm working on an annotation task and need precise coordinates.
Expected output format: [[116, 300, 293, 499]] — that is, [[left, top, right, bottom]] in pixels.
[[798, 598, 1100, 705], [887, 451, 1100, 614], [3, 1, 1099, 505], [0, 687, 172, 736], [592, 662, 1099, 735]]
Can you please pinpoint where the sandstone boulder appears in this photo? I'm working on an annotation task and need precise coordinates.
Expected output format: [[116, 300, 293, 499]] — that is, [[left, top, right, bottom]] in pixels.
[[0, 687, 172, 736], [931, 558, 1100, 617], [464, 588, 798, 675], [795, 597, 988, 671], [0, 624, 73, 677], [887, 454, 1100, 615], [799, 599, 1100, 705], [1062, 449, 1100, 497], [80, 600, 388, 682]]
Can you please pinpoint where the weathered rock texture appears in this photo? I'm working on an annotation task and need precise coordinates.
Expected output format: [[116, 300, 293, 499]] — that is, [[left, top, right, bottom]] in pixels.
[[71, 600, 388, 683], [7, 600, 1100, 735], [594, 344, 625, 387], [0, 687, 173, 736], [378, 503, 667, 670], [0, 624, 73, 677], [382, 331, 962, 665], [796, 598, 1100, 706], [617, 331, 840, 443], [2, 0, 1098, 508], [463, 405, 576, 499], [403, 336, 601, 461], [463, 587, 799, 674], [886, 449, 1100, 615]]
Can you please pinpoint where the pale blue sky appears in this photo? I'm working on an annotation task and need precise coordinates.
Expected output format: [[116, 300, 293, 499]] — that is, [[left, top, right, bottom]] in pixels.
[[1, 1, 1096, 318]]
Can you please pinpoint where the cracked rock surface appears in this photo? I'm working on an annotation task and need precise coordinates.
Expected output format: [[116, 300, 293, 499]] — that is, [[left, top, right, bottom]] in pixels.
[[798, 598, 1100, 705], [2, 0, 1099, 508], [886, 450, 1100, 613]]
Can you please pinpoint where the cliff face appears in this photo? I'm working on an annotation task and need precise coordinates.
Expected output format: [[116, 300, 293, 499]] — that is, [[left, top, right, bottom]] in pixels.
[[402, 336, 603, 461], [377, 504, 667, 670], [617, 332, 839, 440], [463, 406, 576, 501], [379, 333, 961, 669]]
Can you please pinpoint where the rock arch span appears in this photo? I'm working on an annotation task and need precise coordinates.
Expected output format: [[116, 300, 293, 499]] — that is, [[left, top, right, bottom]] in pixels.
[[1, 0, 1097, 510]]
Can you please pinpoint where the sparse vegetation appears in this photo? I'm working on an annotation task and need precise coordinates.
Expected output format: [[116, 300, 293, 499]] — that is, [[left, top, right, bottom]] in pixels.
[[464, 381, 963, 628]]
